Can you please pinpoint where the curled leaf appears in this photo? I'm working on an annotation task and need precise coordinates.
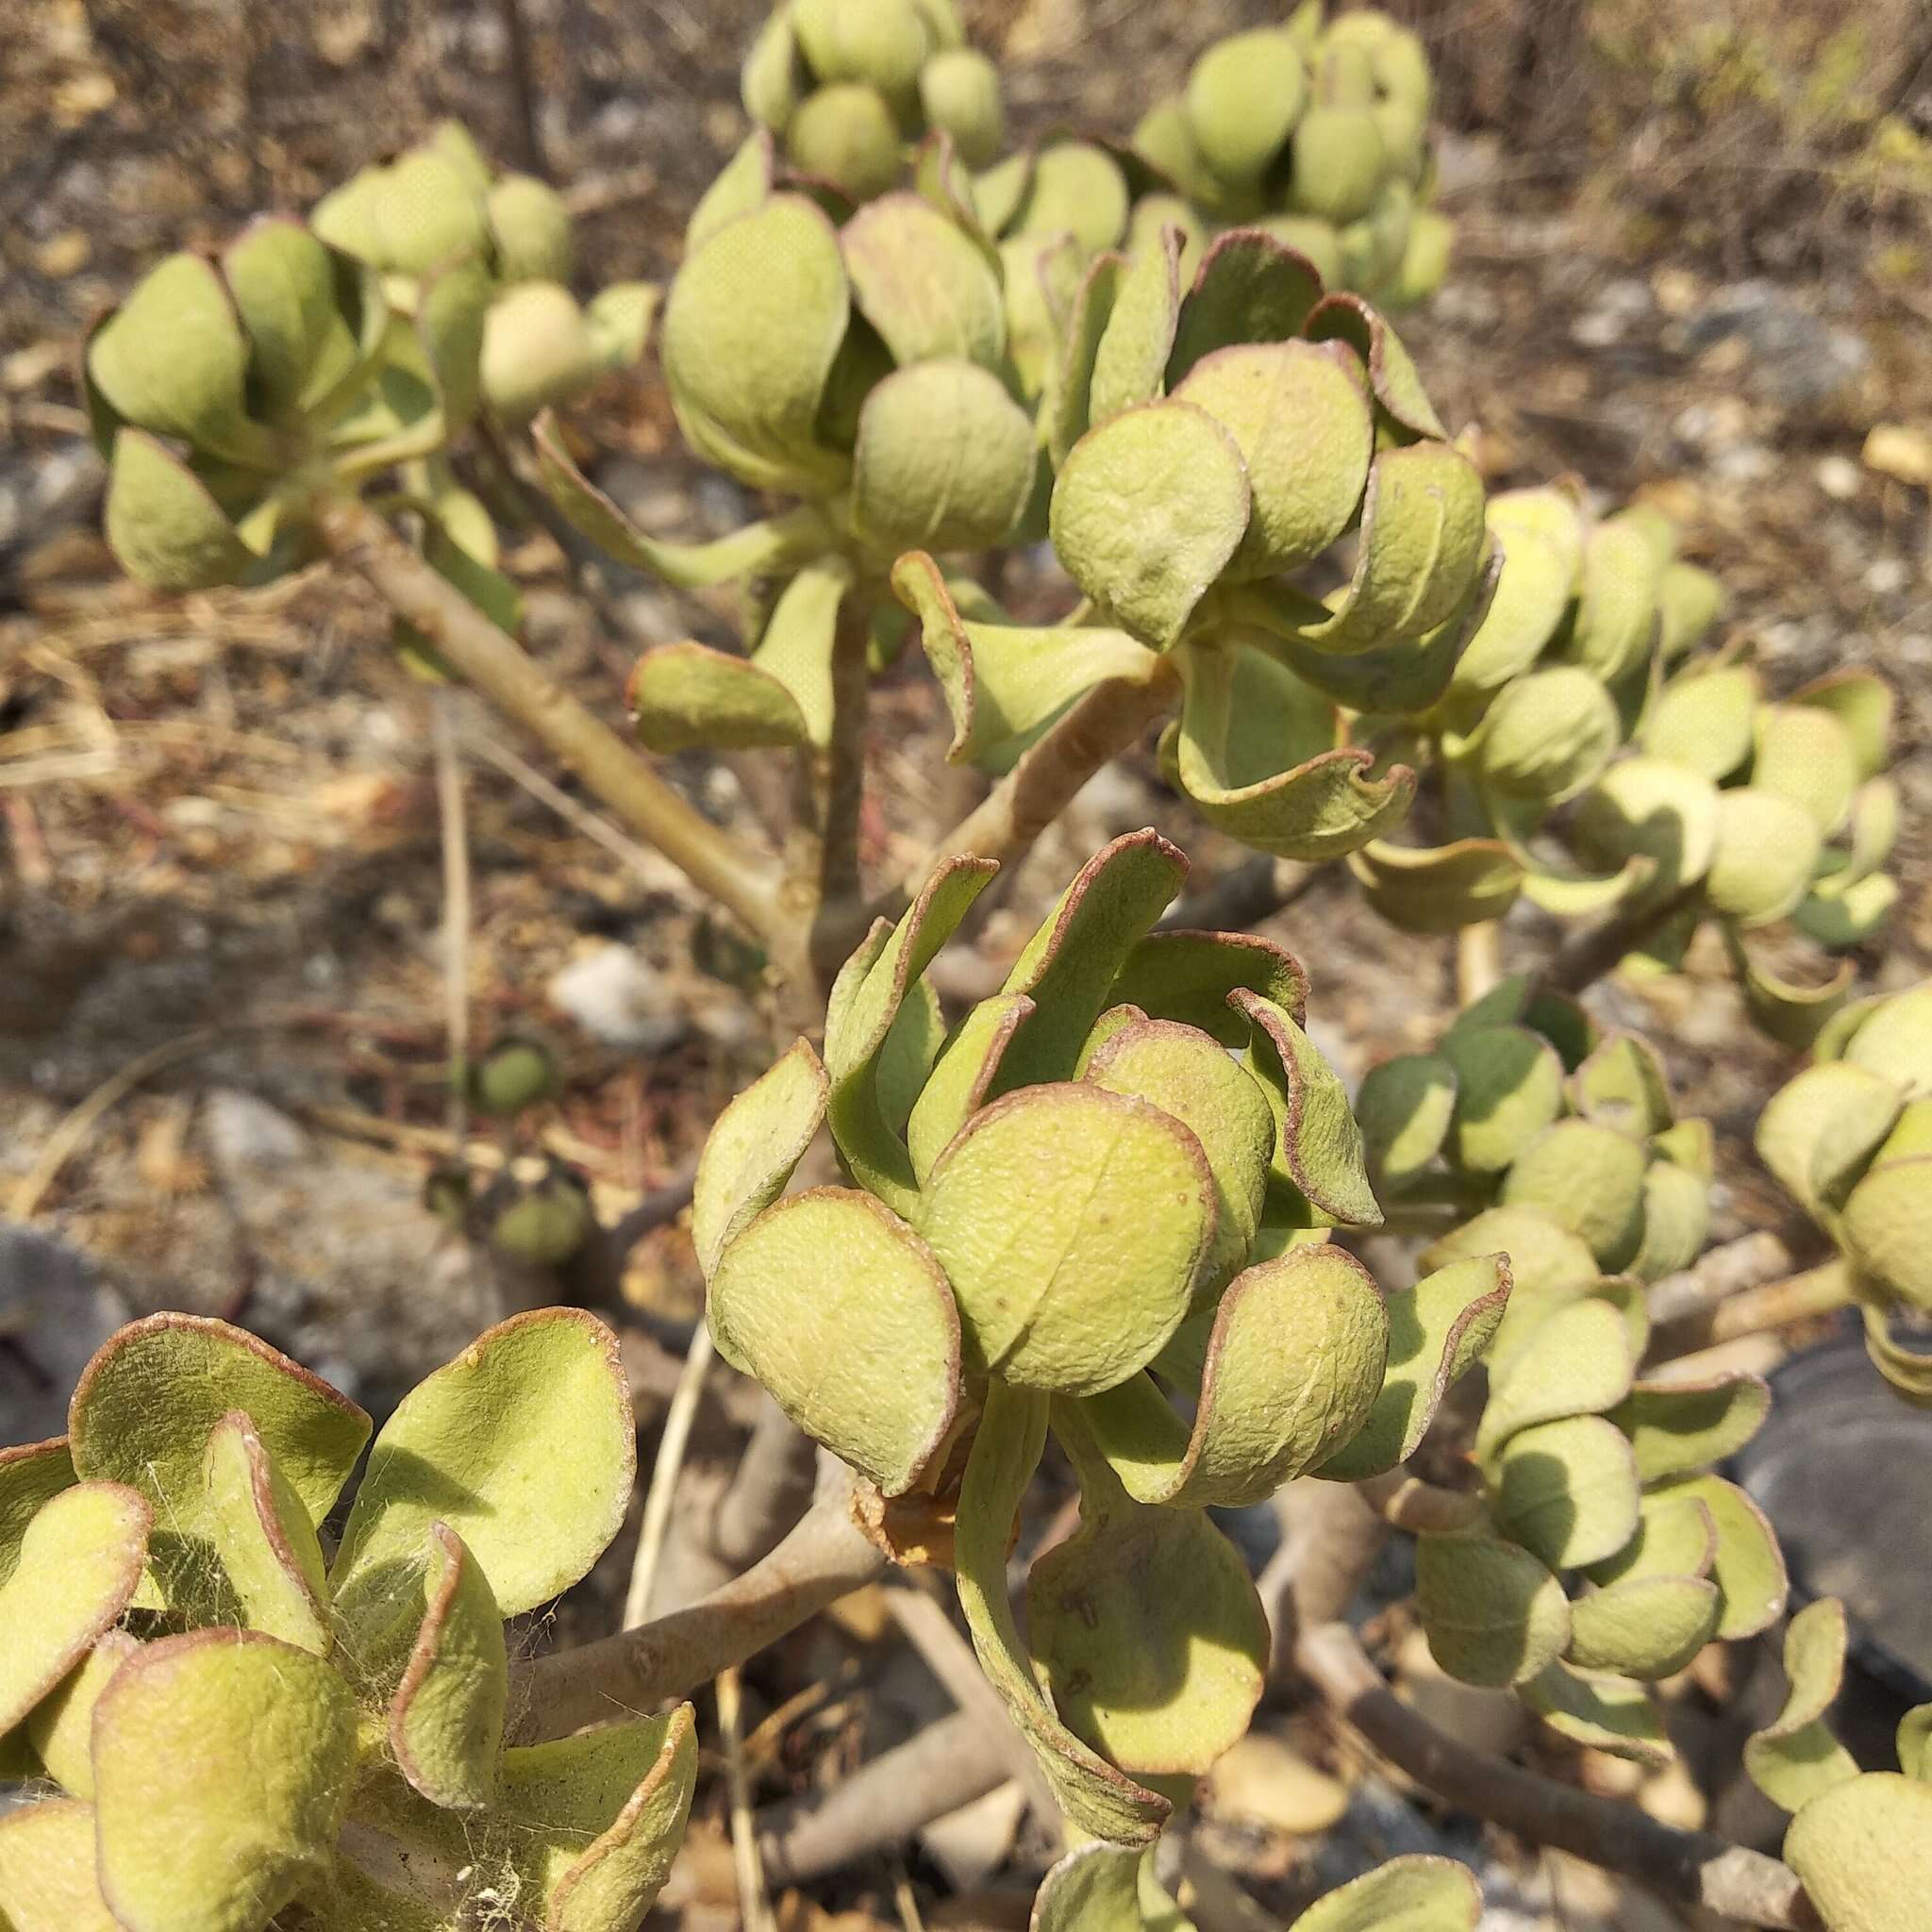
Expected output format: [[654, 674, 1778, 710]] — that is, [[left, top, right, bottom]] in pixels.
[[1743, 1598, 1859, 1813]]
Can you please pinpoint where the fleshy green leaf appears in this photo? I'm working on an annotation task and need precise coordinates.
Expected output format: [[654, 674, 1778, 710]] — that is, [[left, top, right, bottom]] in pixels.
[[907, 991, 1034, 1185], [708, 1188, 960, 1493], [1174, 642, 1414, 861], [0, 1798, 121, 1931], [854, 358, 1036, 551], [1416, 1533, 1571, 1687], [659, 194, 852, 495], [991, 829, 1191, 1093], [1007, 141, 1130, 255], [1449, 487, 1582, 696], [1842, 1154, 1932, 1314], [1706, 786, 1822, 928], [1357, 1052, 1457, 1190], [1755, 1060, 1901, 1220], [330, 1309, 632, 1621], [956, 1382, 1168, 1844], [1303, 292, 1445, 440], [1569, 1032, 1673, 1139], [1347, 837, 1523, 934], [1471, 665, 1619, 805], [1562, 512, 1662, 684], [1568, 1573, 1719, 1679], [1754, 704, 1858, 837], [70, 1314, 369, 1535], [24, 1631, 139, 1800], [1837, 986, 1932, 1096], [1789, 669, 1895, 782], [1607, 1374, 1771, 1485], [1172, 340, 1373, 578], [1169, 230, 1324, 385], [0, 1482, 148, 1736], [1476, 1297, 1636, 1457], [1499, 1118, 1649, 1271], [1050, 400, 1251, 648], [388, 1522, 508, 1810], [692, 1039, 828, 1279], [0, 1438, 75, 1585], [1643, 664, 1758, 780], [202, 1411, 330, 1653], [1586, 1490, 1718, 1590], [1030, 1431, 1267, 1775], [1521, 1665, 1672, 1766], [1184, 29, 1307, 184], [1321, 1255, 1508, 1479], [824, 853, 999, 1215], [1628, 1157, 1711, 1283], [1289, 443, 1486, 656], [497, 1705, 698, 1932], [92, 1629, 357, 1932], [1425, 1207, 1599, 1378], [919, 1083, 1213, 1395], [1030, 1840, 1160, 1932], [1077, 1242, 1390, 1507], [1441, 1023, 1564, 1174], [1085, 1015, 1274, 1295], [894, 550, 1159, 767], [1106, 929, 1310, 1043], [1743, 1598, 1860, 1813], [1648, 1474, 1788, 1640], [102, 431, 257, 592], [1239, 990, 1382, 1225], [841, 192, 1005, 367], [1786, 1773, 1932, 1932], [1290, 1856, 1481, 1932], [1573, 756, 1721, 898], [1491, 1413, 1641, 1570]]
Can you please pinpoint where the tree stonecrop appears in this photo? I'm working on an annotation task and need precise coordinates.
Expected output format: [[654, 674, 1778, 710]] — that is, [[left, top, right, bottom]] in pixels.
[[1357, 993, 1789, 1757], [1757, 983, 1932, 1400], [1131, 4, 1451, 306], [0, 1309, 693, 1931], [694, 830, 1507, 1842]]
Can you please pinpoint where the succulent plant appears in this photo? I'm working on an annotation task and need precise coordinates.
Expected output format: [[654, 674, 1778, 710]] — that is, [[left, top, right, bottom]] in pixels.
[[742, 0, 1002, 199], [1757, 983, 1932, 1402], [0, 1308, 693, 1932], [1130, 4, 1451, 308], [693, 829, 1507, 1839], [87, 121, 652, 598], [312, 121, 655, 425], [1358, 991, 1787, 1759], [1740, 1596, 1932, 1932], [1035, 1843, 1480, 1932], [533, 146, 1045, 758], [885, 225, 1490, 863]]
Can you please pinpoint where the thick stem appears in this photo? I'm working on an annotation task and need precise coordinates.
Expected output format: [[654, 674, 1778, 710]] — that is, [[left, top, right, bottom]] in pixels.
[[902, 663, 1180, 899], [1646, 1231, 1798, 1329], [430, 689, 471, 1155], [318, 497, 787, 955], [495, 0, 546, 176], [1456, 920, 1501, 1008], [1354, 1468, 1484, 1534], [1705, 1259, 1853, 1342], [1260, 1477, 1388, 1679], [808, 591, 875, 986], [1538, 886, 1700, 998], [757, 1710, 1007, 1887], [512, 1465, 887, 1741], [1294, 1622, 1819, 1931]]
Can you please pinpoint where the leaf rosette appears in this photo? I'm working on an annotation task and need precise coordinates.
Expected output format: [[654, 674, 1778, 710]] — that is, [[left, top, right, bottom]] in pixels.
[[1129, 5, 1450, 308], [695, 830, 1510, 1840], [1357, 991, 1785, 1759], [0, 1308, 694, 1932]]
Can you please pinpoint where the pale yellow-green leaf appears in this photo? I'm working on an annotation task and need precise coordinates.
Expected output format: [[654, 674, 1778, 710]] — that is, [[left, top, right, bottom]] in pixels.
[[102, 431, 257, 592], [1587, 1490, 1717, 1590], [1079, 1242, 1391, 1507], [1568, 1574, 1719, 1679], [1500, 1118, 1649, 1271], [1649, 1474, 1787, 1640], [1473, 665, 1619, 804], [1477, 1297, 1636, 1457], [202, 1410, 330, 1653], [1786, 1772, 1932, 1932], [920, 1083, 1212, 1394], [24, 1631, 139, 1800], [956, 1383, 1168, 1844], [1416, 1533, 1570, 1688], [1744, 1597, 1860, 1813], [1491, 1413, 1641, 1570], [1289, 1855, 1481, 1932], [1756, 1060, 1900, 1219], [93, 1629, 356, 1932], [1643, 664, 1758, 780], [709, 1188, 959, 1492], [1754, 703, 1859, 837], [1840, 986, 1932, 1098], [1521, 1664, 1672, 1767], [921, 47, 1005, 166], [1321, 1254, 1508, 1480], [497, 1704, 698, 1932], [1050, 400, 1251, 648], [1184, 28, 1307, 183], [1569, 1031, 1672, 1139], [330, 1308, 631, 1620], [692, 1039, 827, 1280], [389, 1522, 507, 1810], [1441, 1023, 1564, 1174], [1843, 1154, 1932, 1313], [0, 1438, 75, 1585], [0, 1798, 121, 1932], [1347, 837, 1523, 934], [1608, 1374, 1771, 1485], [1030, 1441, 1267, 1776], [1573, 756, 1721, 898], [1169, 230, 1324, 382], [1357, 1052, 1457, 1190], [1706, 786, 1823, 927]]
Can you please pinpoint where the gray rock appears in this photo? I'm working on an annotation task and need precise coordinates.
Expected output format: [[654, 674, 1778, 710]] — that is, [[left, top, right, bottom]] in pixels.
[[1675, 280, 1870, 407], [0, 1223, 129, 1445]]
